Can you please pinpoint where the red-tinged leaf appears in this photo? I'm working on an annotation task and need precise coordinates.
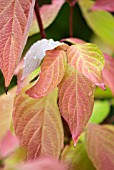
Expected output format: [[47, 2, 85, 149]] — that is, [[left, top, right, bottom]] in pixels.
[[22, 39, 64, 80], [0, 0, 35, 87], [67, 43, 105, 89], [61, 38, 85, 45], [26, 47, 67, 98], [92, 0, 114, 12], [18, 158, 67, 170], [0, 87, 16, 138], [0, 131, 19, 158], [13, 89, 64, 160], [85, 124, 114, 170], [58, 65, 95, 145], [102, 54, 114, 95], [29, 0, 65, 36]]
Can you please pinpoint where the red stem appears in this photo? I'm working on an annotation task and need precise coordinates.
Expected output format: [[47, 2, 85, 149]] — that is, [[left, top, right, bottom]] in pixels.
[[67, 0, 77, 37], [34, 0, 46, 38]]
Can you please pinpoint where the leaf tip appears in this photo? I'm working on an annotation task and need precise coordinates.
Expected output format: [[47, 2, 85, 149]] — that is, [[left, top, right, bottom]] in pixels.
[[96, 83, 106, 90], [4, 86, 8, 95], [74, 142, 77, 147], [73, 135, 79, 146]]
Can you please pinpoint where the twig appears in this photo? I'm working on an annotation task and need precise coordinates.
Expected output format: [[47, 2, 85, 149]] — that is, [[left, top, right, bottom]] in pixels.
[[67, 0, 77, 37], [34, 0, 46, 38]]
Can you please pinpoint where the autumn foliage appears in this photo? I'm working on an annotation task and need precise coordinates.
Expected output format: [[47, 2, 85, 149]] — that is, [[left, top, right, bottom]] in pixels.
[[0, 0, 114, 170]]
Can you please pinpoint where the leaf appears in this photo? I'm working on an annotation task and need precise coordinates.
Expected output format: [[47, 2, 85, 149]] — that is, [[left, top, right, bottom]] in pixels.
[[85, 124, 114, 170], [5, 147, 27, 166], [67, 43, 105, 89], [89, 100, 110, 123], [0, 0, 35, 87], [22, 39, 64, 80], [92, 0, 114, 12], [0, 131, 19, 158], [58, 65, 95, 145], [14, 59, 24, 76], [95, 86, 113, 99], [13, 88, 64, 160], [61, 140, 95, 170], [26, 47, 67, 98], [17, 67, 40, 94], [61, 37, 85, 45], [17, 158, 67, 170], [0, 87, 16, 138], [91, 35, 113, 56], [29, 0, 65, 36], [78, 0, 114, 49], [102, 54, 114, 95]]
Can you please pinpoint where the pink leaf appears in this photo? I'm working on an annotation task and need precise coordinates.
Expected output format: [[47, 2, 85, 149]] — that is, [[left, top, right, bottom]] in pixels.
[[67, 43, 105, 89], [18, 158, 67, 170], [0, 131, 19, 158], [26, 46, 67, 98], [13, 88, 64, 160], [86, 124, 114, 170], [103, 54, 114, 95], [0, 0, 35, 87], [14, 59, 24, 76], [61, 37, 85, 44], [58, 65, 95, 145], [92, 0, 114, 12]]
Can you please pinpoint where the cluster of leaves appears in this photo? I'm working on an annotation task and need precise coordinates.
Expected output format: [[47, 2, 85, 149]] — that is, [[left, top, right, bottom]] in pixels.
[[0, 0, 114, 170]]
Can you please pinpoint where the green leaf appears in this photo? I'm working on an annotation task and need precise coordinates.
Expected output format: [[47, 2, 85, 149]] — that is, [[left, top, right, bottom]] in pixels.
[[89, 100, 110, 123], [78, 0, 114, 49], [61, 139, 95, 170], [95, 86, 113, 99], [5, 148, 27, 166], [67, 43, 105, 89]]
